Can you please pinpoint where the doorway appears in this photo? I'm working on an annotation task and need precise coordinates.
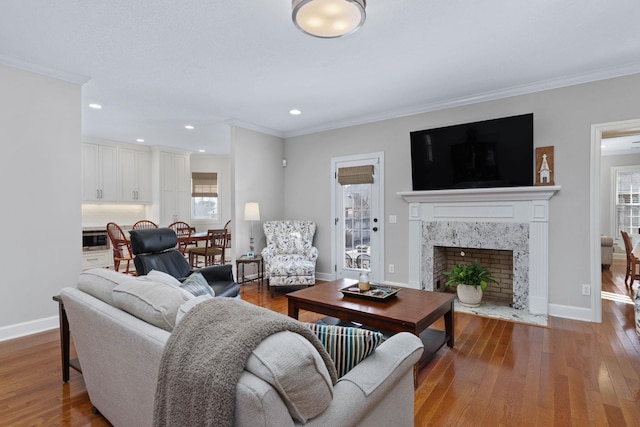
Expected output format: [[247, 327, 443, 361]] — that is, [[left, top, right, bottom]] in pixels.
[[331, 153, 384, 283], [591, 118, 640, 322]]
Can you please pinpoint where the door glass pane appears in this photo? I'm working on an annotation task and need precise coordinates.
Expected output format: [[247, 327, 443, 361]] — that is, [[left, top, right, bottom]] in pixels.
[[343, 183, 371, 270]]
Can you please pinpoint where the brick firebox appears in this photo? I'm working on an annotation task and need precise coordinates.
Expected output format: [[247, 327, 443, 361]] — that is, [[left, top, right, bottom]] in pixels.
[[434, 247, 513, 306]]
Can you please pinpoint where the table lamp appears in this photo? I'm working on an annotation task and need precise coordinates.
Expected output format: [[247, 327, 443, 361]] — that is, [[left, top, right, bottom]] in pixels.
[[244, 202, 260, 256]]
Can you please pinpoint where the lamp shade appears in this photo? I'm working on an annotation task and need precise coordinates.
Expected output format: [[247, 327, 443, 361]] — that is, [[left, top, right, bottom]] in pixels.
[[292, 0, 366, 38], [244, 202, 260, 221]]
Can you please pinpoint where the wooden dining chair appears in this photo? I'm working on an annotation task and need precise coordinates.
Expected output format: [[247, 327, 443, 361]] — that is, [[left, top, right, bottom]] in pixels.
[[223, 219, 232, 261], [620, 231, 639, 288], [132, 220, 158, 230], [168, 221, 193, 255], [189, 228, 227, 268], [106, 222, 135, 275]]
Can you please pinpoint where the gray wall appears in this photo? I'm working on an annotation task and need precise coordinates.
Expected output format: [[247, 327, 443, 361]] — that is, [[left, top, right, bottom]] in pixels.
[[0, 64, 82, 337], [231, 126, 284, 257], [282, 73, 640, 316]]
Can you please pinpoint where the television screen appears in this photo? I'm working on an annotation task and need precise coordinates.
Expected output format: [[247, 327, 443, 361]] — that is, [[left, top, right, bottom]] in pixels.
[[410, 113, 534, 190]]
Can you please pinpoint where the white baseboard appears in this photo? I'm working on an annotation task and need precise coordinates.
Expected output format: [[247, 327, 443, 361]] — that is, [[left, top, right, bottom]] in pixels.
[[381, 279, 419, 289], [548, 303, 594, 322], [0, 316, 59, 342], [316, 272, 334, 282]]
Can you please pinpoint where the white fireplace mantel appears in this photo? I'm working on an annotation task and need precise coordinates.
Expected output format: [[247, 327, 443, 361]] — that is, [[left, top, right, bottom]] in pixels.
[[398, 185, 561, 204], [398, 185, 560, 315]]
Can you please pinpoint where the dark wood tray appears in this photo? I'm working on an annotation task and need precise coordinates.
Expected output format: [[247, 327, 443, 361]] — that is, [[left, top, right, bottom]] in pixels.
[[340, 284, 400, 301]]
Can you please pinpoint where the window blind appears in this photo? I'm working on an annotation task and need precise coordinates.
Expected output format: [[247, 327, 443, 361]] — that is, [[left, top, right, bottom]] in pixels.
[[337, 165, 374, 185], [191, 172, 218, 197]]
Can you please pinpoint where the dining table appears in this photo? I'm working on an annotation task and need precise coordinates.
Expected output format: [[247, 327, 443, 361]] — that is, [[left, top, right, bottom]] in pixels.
[[181, 230, 231, 247]]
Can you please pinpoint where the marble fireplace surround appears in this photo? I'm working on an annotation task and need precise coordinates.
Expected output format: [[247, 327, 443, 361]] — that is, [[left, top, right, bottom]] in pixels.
[[399, 186, 560, 315]]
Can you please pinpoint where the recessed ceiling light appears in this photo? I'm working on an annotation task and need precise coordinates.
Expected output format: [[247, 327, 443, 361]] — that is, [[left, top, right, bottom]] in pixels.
[[199, 149, 205, 153], [88, 103, 102, 109], [185, 125, 195, 130], [289, 109, 302, 115], [136, 138, 145, 143]]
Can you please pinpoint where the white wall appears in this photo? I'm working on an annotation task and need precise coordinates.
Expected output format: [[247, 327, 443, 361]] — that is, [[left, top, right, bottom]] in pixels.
[[230, 126, 284, 258], [283, 73, 640, 319], [0, 64, 82, 339]]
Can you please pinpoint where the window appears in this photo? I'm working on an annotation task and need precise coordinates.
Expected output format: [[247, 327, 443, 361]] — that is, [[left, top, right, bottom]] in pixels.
[[614, 166, 640, 238], [192, 172, 219, 221], [338, 165, 374, 270]]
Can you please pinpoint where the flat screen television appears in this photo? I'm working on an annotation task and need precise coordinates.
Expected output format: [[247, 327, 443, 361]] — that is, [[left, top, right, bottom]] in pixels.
[[410, 113, 534, 190]]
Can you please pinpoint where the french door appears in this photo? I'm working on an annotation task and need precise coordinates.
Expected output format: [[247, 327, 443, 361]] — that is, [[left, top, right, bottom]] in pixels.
[[332, 153, 384, 282]]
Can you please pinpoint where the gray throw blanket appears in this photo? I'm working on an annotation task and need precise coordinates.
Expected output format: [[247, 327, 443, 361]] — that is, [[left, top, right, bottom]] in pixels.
[[153, 298, 338, 427]]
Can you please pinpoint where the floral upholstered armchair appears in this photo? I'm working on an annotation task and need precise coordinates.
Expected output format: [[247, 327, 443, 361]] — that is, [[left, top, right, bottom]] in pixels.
[[261, 220, 318, 297]]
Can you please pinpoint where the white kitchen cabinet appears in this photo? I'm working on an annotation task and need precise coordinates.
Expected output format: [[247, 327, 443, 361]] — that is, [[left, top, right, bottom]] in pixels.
[[82, 250, 112, 270], [82, 143, 117, 202], [159, 151, 191, 225], [119, 147, 151, 203]]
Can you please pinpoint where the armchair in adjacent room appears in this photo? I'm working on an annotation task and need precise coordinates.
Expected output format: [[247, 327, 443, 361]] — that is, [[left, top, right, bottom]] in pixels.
[[261, 220, 318, 297], [129, 227, 240, 298]]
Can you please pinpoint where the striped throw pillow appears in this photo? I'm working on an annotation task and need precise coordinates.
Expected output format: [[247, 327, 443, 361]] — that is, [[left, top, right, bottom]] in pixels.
[[304, 323, 383, 377], [180, 271, 214, 297]]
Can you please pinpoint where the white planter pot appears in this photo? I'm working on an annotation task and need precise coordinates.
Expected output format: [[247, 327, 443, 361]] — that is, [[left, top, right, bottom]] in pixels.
[[456, 284, 483, 307]]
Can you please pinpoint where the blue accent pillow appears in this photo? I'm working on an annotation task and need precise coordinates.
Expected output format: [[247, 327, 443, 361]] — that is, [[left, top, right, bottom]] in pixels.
[[304, 323, 383, 377], [180, 271, 214, 297]]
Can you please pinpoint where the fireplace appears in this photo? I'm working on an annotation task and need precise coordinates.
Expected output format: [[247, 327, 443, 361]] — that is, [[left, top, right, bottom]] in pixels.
[[399, 186, 560, 315], [424, 220, 528, 309], [434, 246, 514, 306]]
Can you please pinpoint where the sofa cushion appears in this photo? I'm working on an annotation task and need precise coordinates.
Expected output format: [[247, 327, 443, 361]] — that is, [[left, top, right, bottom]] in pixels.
[[275, 232, 308, 255], [147, 269, 183, 288], [77, 268, 131, 305], [267, 255, 315, 276], [112, 278, 192, 331], [180, 271, 214, 297], [245, 331, 333, 423], [304, 323, 383, 377], [175, 295, 214, 325]]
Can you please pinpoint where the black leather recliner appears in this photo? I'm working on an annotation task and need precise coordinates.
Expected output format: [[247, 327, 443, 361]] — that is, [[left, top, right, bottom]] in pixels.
[[129, 228, 240, 298]]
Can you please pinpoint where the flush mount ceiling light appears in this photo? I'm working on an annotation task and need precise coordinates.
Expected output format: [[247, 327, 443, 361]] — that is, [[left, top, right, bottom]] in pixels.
[[292, 0, 366, 38]]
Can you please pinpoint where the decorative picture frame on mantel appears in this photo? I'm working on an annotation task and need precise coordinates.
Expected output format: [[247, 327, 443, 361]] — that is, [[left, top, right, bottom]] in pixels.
[[535, 146, 554, 185]]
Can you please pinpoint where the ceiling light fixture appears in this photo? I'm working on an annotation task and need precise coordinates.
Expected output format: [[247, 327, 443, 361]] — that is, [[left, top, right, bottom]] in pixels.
[[292, 0, 366, 38], [136, 138, 145, 143], [185, 125, 195, 130], [88, 103, 102, 109], [289, 109, 302, 115]]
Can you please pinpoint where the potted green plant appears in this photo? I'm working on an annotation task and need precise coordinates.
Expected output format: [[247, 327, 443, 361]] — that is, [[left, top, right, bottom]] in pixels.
[[444, 255, 496, 307]]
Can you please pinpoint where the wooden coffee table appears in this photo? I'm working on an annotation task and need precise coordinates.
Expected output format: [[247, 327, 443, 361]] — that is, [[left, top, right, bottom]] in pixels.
[[287, 279, 455, 371]]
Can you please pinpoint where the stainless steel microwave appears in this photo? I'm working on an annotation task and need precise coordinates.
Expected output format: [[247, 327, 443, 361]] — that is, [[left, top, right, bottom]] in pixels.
[[82, 230, 109, 251]]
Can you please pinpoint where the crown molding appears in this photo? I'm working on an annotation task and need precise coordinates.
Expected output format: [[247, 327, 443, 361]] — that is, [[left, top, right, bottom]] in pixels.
[[283, 62, 640, 139], [225, 119, 284, 139], [0, 54, 90, 84]]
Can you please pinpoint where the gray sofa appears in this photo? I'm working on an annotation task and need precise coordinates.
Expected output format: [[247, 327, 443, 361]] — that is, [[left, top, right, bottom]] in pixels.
[[601, 235, 613, 269], [60, 270, 423, 426]]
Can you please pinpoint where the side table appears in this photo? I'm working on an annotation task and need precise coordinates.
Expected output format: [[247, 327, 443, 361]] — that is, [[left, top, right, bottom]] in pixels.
[[236, 255, 263, 287], [52, 295, 82, 382]]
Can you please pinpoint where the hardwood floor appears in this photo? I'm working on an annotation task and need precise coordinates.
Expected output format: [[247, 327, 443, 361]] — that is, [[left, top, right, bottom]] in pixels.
[[1, 264, 638, 426]]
